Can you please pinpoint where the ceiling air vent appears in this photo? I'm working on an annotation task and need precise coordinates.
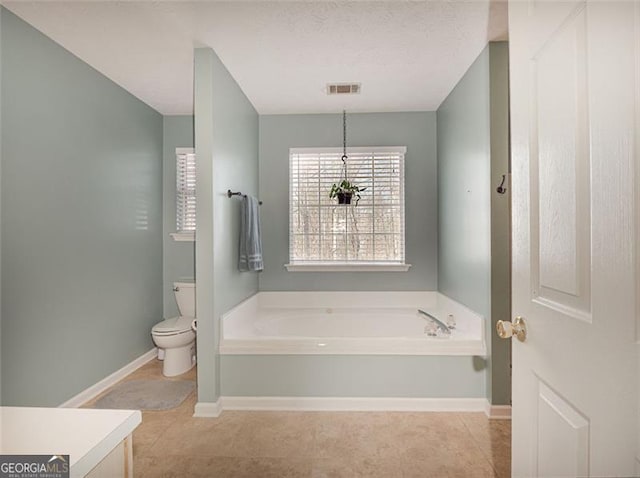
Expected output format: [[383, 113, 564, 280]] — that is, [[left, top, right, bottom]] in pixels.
[[327, 83, 361, 95]]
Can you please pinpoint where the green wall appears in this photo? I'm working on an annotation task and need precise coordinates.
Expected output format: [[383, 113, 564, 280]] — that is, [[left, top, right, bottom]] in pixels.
[[0, 9, 163, 406], [488, 43, 511, 406], [221, 355, 485, 398], [0, 7, 508, 407], [162, 116, 195, 318], [195, 49, 259, 404], [438, 47, 491, 323], [258, 112, 437, 291], [437, 42, 511, 406]]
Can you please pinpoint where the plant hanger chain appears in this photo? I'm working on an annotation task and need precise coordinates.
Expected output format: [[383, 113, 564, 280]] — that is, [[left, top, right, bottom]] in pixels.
[[342, 109, 348, 181], [329, 109, 365, 206]]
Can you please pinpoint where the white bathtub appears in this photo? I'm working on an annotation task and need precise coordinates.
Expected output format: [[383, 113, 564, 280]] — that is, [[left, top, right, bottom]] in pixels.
[[220, 292, 486, 356]]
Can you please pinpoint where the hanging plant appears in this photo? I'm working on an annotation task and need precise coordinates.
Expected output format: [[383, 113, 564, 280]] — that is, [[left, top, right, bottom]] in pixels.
[[329, 179, 366, 205], [329, 111, 366, 206]]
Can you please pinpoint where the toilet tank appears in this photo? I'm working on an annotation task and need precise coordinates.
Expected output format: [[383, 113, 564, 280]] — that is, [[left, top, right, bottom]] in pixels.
[[174, 281, 196, 317]]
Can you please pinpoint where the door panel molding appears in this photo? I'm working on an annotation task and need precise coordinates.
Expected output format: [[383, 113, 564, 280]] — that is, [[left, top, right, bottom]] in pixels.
[[533, 376, 590, 478], [529, 3, 592, 323]]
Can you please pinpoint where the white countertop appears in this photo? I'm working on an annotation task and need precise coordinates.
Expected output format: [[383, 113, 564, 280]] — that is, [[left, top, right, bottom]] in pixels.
[[0, 406, 141, 478]]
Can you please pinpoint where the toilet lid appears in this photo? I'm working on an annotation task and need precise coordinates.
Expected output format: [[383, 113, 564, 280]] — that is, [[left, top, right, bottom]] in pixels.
[[152, 316, 194, 335]]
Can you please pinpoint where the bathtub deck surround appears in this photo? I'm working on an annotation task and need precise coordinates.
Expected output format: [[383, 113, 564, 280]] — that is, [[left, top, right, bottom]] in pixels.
[[215, 291, 488, 405], [221, 291, 485, 355]]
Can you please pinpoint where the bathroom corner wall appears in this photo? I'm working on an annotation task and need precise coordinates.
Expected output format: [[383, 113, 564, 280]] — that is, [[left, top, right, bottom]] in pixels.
[[194, 48, 216, 404], [437, 45, 492, 402], [258, 112, 438, 291], [162, 116, 195, 318], [0, 9, 163, 406], [437, 46, 492, 340], [194, 48, 259, 404], [488, 42, 511, 406], [437, 42, 511, 406]]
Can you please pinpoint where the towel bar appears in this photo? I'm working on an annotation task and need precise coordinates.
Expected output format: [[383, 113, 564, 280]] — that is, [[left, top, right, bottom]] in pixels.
[[227, 189, 263, 205]]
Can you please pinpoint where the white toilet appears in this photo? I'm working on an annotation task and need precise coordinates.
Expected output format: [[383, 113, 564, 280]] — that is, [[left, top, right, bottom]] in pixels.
[[152, 281, 196, 377]]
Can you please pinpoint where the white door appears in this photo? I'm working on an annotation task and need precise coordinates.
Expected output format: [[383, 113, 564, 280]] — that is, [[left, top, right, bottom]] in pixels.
[[508, 1, 639, 476]]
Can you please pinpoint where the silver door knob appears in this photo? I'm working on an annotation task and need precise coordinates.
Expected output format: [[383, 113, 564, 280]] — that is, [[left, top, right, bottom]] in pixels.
[[497, 316, 527, 342]]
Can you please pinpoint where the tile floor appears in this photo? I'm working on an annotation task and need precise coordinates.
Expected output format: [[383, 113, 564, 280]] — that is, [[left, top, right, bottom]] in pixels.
[[84, 360, 511, 478]]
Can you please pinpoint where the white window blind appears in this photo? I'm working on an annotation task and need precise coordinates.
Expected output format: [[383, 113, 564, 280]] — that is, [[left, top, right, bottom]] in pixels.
[[289, 146, 406, 265], [176, 149, 196, 233]]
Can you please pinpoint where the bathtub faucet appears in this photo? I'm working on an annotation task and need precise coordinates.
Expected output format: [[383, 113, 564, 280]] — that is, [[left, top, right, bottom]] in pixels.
[[418, 309, 451, 336]]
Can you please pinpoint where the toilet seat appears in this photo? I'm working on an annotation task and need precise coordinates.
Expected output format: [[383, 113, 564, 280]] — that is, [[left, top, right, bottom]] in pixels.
[[152, 316, 194, 337]]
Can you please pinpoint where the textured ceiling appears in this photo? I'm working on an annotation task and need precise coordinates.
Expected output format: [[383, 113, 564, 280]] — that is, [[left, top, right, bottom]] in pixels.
[[3, 1, 508, 115]]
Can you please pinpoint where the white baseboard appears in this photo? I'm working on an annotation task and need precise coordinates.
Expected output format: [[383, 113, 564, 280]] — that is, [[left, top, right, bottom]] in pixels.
[[59, 348, 158, 408], [484, 400, 512, 419], [194, 400, 222, 417], [219, 396, 487, 412], [192, 397, 508, 417]]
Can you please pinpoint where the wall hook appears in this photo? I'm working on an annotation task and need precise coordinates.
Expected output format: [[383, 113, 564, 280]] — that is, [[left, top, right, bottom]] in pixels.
[[496, 174, 507, 195]]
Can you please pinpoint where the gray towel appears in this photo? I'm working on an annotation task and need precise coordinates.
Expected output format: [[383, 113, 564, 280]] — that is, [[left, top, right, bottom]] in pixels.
[[239, 195, 263, 272]]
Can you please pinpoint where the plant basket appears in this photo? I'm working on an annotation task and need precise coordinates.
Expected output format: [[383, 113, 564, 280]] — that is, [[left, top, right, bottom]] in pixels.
[[337, 192, 353, 205]]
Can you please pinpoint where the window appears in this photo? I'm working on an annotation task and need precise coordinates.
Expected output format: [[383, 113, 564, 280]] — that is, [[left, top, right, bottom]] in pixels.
[[287, 146, 410, 271], [172, 148, 196, 241]]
